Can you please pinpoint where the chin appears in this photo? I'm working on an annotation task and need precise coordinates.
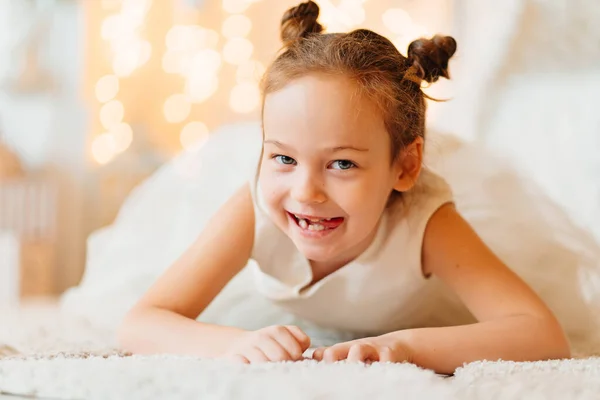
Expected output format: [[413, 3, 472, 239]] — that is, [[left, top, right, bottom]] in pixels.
[[291, 239, 342, 263]]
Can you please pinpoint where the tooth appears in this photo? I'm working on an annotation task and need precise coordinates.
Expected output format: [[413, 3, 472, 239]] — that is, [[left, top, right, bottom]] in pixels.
[[299, 219, 308, 229], [308, 223, 324, 231]]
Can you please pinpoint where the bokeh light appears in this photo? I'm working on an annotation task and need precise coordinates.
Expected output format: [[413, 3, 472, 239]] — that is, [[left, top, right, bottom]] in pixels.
[[163, 94, 192, 123], [95, 75, 120, 103], [100, 100, 125, 130], [91, 133, 117, 165], [111, 123, 134, 153], [222, 14, 252, 38], [223, 38, 254, 65], [230, 83, 261, 113], [236, 59, 265, 84]]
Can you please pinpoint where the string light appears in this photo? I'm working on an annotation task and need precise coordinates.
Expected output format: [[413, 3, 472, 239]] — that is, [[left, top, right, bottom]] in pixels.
[[98, 1, 433, 158], [186, 75, 219, 103], [91, 133, 117, 165], [95, 75, 120, 103], [222, 14, 252, 38], [94, 0, 153, 164], [100, 100, 125, 130], [223, 37, 253, 65], [186, 49, 222, 76], [111, 123, 134, 153], [163, 94, 192, 123]]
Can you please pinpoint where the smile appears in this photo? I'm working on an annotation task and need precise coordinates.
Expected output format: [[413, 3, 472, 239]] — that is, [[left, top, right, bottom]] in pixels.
[[286, 212, 345, 235]]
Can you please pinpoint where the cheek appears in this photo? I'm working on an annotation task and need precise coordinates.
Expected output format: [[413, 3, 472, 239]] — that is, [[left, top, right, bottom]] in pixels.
[[335, 172, 392, 220], [259, 170, 287, 209]]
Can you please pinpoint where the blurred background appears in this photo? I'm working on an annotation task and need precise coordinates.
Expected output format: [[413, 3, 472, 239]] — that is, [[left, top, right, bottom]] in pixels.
[[0, 0, 598, 305]]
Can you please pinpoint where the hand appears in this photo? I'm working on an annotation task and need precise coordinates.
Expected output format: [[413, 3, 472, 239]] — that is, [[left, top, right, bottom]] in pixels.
[[224, 325, 311, 364], [312, 335, 412, 364]]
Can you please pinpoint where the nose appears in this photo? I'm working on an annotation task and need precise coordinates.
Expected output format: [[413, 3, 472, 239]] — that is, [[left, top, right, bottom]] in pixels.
[[290, 170, 327, 205]]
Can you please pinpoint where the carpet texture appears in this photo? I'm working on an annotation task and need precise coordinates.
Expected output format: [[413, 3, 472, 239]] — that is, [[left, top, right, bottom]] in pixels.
[[1, 303, 600, 400]]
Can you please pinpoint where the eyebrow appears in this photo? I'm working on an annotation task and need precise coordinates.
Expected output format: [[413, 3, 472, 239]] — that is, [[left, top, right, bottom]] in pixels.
[[264, 140, 369, 153]]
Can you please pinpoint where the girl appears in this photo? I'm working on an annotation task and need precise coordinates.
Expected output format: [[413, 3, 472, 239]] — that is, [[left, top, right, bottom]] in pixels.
[[117, 1, 570, 374]]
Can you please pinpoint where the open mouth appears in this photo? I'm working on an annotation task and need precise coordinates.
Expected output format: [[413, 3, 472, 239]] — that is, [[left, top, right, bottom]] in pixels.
[[287, 212, 345, 232]]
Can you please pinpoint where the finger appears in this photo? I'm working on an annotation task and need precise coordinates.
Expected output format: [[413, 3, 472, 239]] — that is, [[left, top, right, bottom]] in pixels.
[[244, 346, 270, 364], [312, 347, 326, 361], [323, 345, 348, 363], [271, 329, 304, 360], [260, 337, 294, 362], [378, 346, 395, 363], [285, 326, 311, 352], [226, 354, 250, 364], [347, 344, 379, 363]]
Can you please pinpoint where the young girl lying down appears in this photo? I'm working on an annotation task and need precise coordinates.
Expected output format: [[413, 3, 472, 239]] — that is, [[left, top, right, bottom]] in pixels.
[[117, 1, 570, 374]]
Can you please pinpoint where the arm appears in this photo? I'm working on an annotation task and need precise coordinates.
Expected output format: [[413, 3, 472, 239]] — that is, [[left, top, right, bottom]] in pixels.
[[117, 183, 255, 358], [313, 203, 570, 373], [392, 203, 570, 374]]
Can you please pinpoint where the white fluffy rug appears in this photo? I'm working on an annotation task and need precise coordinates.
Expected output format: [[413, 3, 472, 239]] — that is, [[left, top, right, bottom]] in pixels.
[[1, 302, 600, 400]]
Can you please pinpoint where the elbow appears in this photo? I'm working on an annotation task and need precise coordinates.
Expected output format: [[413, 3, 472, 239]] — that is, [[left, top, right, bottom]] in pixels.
[[116, 307, 145, 354], [538, 316, 572, 360]]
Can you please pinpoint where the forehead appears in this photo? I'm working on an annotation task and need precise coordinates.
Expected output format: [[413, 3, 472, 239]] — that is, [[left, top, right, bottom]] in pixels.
[[262, 74, 386, 146]]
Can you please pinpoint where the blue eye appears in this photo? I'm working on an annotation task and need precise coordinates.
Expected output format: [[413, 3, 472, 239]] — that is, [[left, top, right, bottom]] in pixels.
[[274, 155, 297, 165], [330, 160, 356, 170]]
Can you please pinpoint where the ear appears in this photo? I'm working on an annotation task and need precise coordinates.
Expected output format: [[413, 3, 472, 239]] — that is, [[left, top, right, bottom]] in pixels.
[[392, 137, 424, 192]]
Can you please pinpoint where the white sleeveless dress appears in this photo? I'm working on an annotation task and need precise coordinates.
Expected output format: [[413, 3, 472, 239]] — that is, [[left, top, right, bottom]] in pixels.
[[248, 163, 473, 337]]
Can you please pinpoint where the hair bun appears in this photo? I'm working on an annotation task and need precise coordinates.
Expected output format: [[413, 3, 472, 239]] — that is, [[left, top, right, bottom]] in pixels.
[[281, 1, 324, 47], [407, 35, 457, 83]]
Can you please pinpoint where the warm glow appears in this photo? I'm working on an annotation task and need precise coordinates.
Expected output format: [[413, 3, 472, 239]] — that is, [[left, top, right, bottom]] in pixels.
[[392, 37, 408, 52], [222, 0, 251, 14], [163, 94, 191, 123], [95, 75, 120, 103], [166, 25, 218, 53], [101, 0, 121, 11], [180, 121, 210, 151], [162, 51, 188, 74], [101, 15, 128, 41], [92, 133, 117, 165], [186, 49, 222, 76], [339, 0, 366, 25], [100, 100, 125, 130], [230, 83, 260, 113], [111, 123, 134, 153], [185, 75, 219, 103], [317, 0, 356, 32], [382, 8, 413, 35], [222, 14, 252, 38], [138, 40, 152, 66], [223, 38, 253, 65], [112, 50, 140, 77], [203, 29, 220, 50], [166, 25, 189, 51], [236, 60, 265, 84], [121, 0, 153, 26]]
